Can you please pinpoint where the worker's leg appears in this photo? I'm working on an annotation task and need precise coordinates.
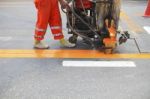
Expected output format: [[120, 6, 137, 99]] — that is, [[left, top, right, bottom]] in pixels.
[[49, 0, 75, 47], [49, 0, 64, 40], [34, 0, 50, 49]]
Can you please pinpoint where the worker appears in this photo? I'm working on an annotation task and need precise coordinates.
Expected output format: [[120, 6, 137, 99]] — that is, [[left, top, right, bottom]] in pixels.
[[34, 0, 75, 49]]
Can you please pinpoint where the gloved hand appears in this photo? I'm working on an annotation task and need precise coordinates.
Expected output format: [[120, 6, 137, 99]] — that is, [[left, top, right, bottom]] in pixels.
[[59, 0, 69, 9]]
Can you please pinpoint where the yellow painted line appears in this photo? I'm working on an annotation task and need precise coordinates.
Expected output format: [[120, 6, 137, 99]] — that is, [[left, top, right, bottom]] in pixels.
[[0, 49, 150, 59], [120, 11, 144, 33]]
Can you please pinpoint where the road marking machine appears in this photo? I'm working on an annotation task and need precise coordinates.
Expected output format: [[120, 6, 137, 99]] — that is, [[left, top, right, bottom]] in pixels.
[[62, 0, 130, 54]]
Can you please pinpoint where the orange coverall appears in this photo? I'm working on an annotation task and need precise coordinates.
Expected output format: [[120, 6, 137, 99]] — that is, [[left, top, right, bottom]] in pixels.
[[34, 0, 64, 40]]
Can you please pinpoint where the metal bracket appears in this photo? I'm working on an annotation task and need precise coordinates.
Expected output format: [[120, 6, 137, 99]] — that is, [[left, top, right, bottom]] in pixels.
[[118, 31, 150, 54], [118, 31, 130, 45]]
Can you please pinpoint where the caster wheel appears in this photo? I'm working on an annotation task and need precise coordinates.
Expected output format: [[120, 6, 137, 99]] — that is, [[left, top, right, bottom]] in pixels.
[[69, 35, 77, 44], [104, 49, 113, 54]]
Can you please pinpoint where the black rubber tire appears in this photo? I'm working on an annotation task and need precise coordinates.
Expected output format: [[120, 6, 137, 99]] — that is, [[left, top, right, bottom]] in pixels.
[[69, 35, 77, 44]]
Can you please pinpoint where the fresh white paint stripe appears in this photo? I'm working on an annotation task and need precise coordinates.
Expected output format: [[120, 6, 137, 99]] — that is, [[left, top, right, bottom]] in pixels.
[[63, 61, 136, 67], [144, 26, 150, 34]]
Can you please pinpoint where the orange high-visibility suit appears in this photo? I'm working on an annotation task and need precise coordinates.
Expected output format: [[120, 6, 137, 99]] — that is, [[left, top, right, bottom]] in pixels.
[[34, 0, 64, 41]]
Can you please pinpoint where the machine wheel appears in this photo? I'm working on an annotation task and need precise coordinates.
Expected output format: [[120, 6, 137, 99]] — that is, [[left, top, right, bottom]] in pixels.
[[104, 43, 116, 54], [104, 48, 113, 54], [69, 35, 78, 44]]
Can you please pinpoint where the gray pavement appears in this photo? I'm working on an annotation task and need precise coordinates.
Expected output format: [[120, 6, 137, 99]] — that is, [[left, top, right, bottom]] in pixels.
[[0, 0, 150, 99], [0, 59, 150, 99]]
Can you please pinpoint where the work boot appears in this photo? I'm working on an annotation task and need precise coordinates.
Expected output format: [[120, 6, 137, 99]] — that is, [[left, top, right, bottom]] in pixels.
[[60, 38, 75, 48], [34, 40, 49, 49]]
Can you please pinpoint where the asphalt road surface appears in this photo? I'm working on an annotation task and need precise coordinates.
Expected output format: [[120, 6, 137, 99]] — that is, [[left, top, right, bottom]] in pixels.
[[0, 0, 150, 99]]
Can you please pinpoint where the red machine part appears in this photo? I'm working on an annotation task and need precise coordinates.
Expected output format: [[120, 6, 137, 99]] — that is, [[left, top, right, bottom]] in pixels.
[[75, 0, 92, 9]]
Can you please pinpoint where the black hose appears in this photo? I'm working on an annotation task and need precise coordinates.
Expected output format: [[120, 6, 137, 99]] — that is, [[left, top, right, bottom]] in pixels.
[[66, 12, 95, 48], [71, 0, 101, 40], [61, 0, 105, 48], [61, 2, 95, 47]]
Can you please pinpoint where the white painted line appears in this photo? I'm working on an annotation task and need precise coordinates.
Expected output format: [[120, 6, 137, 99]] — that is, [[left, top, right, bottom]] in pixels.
[[63, 61, 136, 67], [144, 26, 150, 34]]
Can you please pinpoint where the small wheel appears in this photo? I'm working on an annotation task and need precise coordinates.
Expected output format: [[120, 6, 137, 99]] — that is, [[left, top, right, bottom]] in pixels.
[[103, 42, 116, 54], [104, 49, 113, 54], [69, 35, 77, 44]]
